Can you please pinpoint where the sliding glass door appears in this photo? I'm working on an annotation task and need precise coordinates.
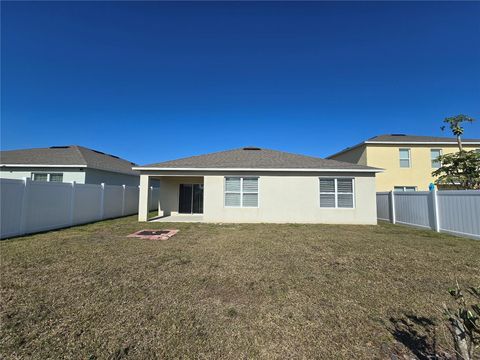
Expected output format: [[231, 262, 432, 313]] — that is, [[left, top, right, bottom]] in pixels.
[[179, 184, 203, 214]]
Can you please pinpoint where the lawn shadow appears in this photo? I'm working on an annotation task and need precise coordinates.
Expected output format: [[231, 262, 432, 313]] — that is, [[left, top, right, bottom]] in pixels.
[[389, 314, 442, 360]]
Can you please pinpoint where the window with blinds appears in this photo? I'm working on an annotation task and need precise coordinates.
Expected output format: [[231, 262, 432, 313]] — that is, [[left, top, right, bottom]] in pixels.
[[225, 177, 258, 207], [319, 178, 354, 208]]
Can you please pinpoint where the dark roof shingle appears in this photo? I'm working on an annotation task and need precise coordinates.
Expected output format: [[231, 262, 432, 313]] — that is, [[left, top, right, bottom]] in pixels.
[[367, 134, 480, 143], [0, 146, 138, 176], [138, 147, 379, 171], [327, 134, 480, 159]]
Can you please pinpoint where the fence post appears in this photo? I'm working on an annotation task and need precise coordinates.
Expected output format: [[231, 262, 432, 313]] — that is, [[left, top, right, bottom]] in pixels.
[[121, 185, 126, 216], [99, 183, 105, 220], [390, 190, 396, 224], [19, 177, 31, 236], [69, 181, 76, 226], [431, 189, 440, 232]]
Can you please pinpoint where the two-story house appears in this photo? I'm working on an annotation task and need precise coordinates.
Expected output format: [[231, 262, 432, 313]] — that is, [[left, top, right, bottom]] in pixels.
[[327, 134, 480, 191]]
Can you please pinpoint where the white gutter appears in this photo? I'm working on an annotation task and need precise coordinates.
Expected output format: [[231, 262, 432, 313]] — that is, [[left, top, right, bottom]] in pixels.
[[0, 164, 88, 168], [132, 167, 383, 173]]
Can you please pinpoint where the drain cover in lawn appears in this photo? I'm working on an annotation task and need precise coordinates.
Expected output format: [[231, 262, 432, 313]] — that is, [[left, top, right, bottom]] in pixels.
[[127, 229, 179, 240]]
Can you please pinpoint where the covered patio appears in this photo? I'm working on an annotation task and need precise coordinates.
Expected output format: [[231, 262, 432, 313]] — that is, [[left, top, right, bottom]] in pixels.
[[138, 174, 204, 222]]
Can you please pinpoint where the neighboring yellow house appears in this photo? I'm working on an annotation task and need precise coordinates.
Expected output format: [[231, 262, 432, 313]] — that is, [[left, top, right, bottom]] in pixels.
[[327, 134, 480, 191]]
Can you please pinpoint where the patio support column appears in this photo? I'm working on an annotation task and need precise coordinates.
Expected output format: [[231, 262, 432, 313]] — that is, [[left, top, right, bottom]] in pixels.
[[138, 174, 150, 222]]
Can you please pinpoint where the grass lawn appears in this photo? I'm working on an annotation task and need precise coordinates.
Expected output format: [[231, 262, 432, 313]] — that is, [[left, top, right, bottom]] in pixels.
[[1, 216, 479, 359]]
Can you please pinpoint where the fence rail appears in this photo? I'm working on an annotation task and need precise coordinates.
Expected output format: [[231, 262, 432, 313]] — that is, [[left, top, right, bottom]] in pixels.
[[377, 190, 480, 240], [0, 178, 159, 239]]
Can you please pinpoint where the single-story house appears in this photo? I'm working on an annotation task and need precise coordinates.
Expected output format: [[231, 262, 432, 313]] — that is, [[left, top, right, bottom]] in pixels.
[[0, 145, 140, 186], [133, 147, 382, 224]]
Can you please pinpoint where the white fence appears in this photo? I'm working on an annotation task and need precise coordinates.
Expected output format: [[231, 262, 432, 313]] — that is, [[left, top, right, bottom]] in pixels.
[[377, 190, 480, 240], [0, 178, 159, 239]]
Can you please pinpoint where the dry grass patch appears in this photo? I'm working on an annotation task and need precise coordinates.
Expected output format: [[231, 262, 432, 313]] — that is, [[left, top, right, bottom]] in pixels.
[[1, 217, 479, 359]]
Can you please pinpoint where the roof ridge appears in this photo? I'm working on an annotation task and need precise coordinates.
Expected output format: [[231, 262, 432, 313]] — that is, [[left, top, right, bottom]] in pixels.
[[71, 145, 89, 165], [147, 147, 253, 166], [138, 146, 379, 171]]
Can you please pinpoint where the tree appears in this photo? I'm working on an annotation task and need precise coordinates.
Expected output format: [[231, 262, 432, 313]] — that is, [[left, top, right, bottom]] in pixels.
[[441, 114, 475, 151], [433, 115, 480, 190]]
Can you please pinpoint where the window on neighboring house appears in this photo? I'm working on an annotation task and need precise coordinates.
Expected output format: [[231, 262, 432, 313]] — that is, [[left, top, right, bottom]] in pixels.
[[319, 178, 354, 208], [431, 149, 442, 168], [49, 173, 63, 182], [224, 177, 258, 207], [394, 186, 417, 192], [399, 148, 411, 168], [32, 173, 48, 182], [32, 172, 64, 182]]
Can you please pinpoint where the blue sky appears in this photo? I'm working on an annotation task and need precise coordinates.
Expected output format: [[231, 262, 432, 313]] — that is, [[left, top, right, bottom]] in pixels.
[[2, 1, 479, 165]]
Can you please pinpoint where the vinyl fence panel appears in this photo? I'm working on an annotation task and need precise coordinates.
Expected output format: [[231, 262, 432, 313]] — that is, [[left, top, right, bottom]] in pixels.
[[0, 178, 156, 239], [394, 191, 434, 229], [73, 183, 103, 225], [437, 191, 480, 239], [103, 185, 124, 219], [124, 186, 139, 215], [377, 190, 479, 240], [25, 180, 73, 233], [376, 192, 391, 221], [150, 187, 160, 211], [0, 179, 26, 238]]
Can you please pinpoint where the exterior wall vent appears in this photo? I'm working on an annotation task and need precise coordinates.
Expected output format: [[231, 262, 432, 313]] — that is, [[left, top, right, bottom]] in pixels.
[[243, 147, 261, 150]]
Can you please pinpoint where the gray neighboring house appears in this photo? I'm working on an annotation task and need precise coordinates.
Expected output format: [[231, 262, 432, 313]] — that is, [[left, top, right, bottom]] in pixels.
[[0, 145, 140, 186]]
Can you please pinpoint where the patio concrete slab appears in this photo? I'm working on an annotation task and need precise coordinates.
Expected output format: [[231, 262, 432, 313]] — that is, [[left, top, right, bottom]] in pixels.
[[149, 214, 204, 223]]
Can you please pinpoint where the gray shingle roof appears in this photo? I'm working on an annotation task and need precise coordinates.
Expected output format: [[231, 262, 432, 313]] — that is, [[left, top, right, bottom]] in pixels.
[[327, 134, 480, 159], [137, 147, 379, 171], [366, 134, 480, 143], [0, 146, 138, 176]]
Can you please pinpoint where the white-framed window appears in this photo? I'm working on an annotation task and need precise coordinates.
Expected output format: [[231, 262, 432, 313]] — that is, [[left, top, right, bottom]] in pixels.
[[319, 178, 354, 208], [224, 177, 258, 208], [32, 173, 48, 182], [32, 173, 63, 182], [430, 149, 442, 168], [399, 148, 411, 168], [394, 186, 417, 192], [49, 173, 63, 182]]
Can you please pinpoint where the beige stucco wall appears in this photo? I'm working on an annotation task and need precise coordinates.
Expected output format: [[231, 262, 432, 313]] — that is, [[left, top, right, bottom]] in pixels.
[[202, 173, 377, 224], [138, 170, 377, 224], [366, 144, 479, 191], [329, 146, 367, 165]]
